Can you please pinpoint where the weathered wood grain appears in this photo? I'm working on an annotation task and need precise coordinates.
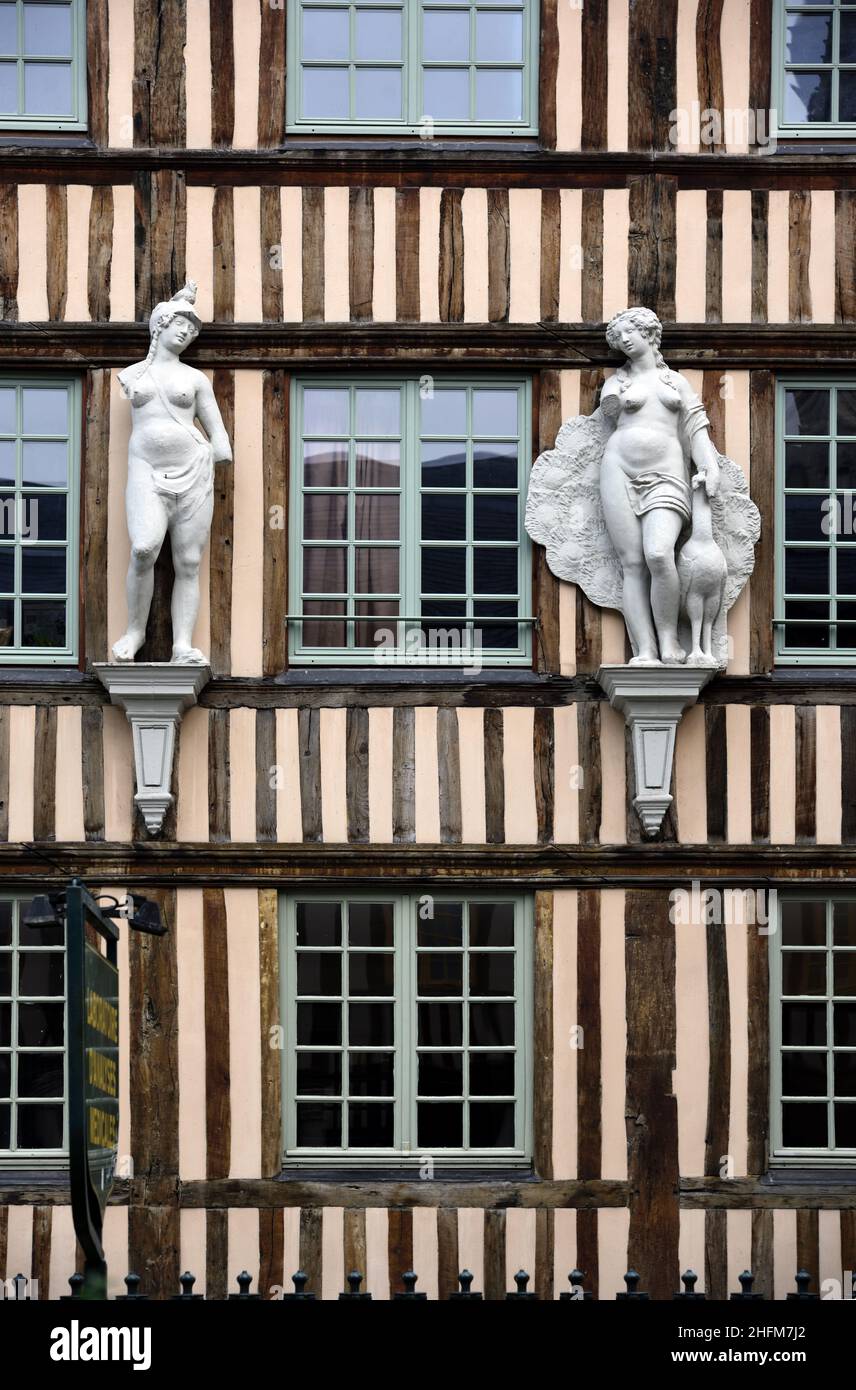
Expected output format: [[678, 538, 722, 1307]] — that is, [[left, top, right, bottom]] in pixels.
[[794, 705, 817, 843], [487, 188, 510, 323], [533, 891, 554, 1181], [750, 705, 770, 842], [33, 707, 57, 841], [706, 190, 723, 323], [540, 188, 560, 322], [749, 0, 773, 118], [343, 1208, 366, 1283], [129, 888, 179, 1184], [796, 1210, 820, 1293], [45, 186, 67, 322], [436, 1208, 458, 1300], [436, 707, 462, 844], [258, 0, 286, 149], [746, 908, 770, 1175], [789, 191, 812, 323], [577, 890, 602, 1180], [129, 1205, 180, 1300], [212, 186, 235, 322], [302, 186, 324, 322], [208, 708, 230, 843], [534, 707, 554, 845], [0, 184, 18, 320], [256, 708, 277, 841], [86, 0, 110, 149], [83, 368, 111, 664], [392, 706, 415, 843], [836, 191, 856, 323], [349, 187, 374, 322], [581, 0, 608, 150], [576, 702, 602, 844], [580, 192, 603, 322], [628, 174, 677, 320], [534, 1207, 554, 1301], [259, 1208, 284, 1297], [696, 1, 725, 153], [346, 706, 369, 843], [438, 189, 464, 323], [749, 370, 775, 674], [483, 1209, 506, 1301], [751, 1208, 774, 1299], [133, 0, 186, 147], [751, 189, 768, 324], [575, 1209, 598, 1299], [298, 707, 322, 842], [395, 188, 420, 322], [88, 186, 114, 321], [627, 1, 679, 152], [81, 706, 105, 842], [31, 1205, 51, 1301], [705, 705, 727, 842], [704, 1208, 728, 1300], [262, 369, 287, 674], [209, 369, 235, 676], [260, 186, 283, 322], [538, 0, 558, 150], [258, 887, 281, 1177], [387, 1208, 413, 1296], [206, 1209, 228, 1301], [210, 0, 235, 149], [483, 708, 505, 844], [704, 921, 731, 1183], [203, 887, 231, 1180]]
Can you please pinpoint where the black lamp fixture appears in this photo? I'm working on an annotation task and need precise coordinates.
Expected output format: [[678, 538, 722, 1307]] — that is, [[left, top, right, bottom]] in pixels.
[[125, 894, 167, 936], [22, 894, 62, 930]]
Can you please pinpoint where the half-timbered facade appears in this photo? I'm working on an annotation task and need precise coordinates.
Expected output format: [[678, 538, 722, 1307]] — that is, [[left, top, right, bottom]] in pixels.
[[1, 0, 855, 1300]]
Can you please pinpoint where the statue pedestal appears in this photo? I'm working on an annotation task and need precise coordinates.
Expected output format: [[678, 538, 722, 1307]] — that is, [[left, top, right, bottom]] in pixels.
[[597, 664, 716, 836], [94, 663, 210, 836]]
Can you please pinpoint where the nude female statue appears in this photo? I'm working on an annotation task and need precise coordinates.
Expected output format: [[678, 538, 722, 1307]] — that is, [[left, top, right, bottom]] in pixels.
[[112, 281, 232, 666], [524, 306, 760, 670]]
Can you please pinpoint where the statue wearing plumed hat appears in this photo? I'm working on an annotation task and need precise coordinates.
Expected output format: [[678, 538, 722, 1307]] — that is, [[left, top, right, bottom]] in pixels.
[[112, 280, 232, 666]]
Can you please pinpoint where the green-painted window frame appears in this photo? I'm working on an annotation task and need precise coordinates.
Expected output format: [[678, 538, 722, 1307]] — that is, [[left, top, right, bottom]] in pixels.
[[774, 377, 856, 665], [0, 0, 88, 132], [0, 375, 80, 665], [772, 1, 856, 140], [286, 0, 540, 136], [0, 894, 68, 1170], [280, 891, 533, 1168], [289, 374, 533, 667], [770, 895, 856, 1167]]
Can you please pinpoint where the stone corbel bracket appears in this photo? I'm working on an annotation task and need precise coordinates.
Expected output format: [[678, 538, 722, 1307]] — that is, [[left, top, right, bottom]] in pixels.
[[597, 664, 717, 836], [94, 663, 211, 836]]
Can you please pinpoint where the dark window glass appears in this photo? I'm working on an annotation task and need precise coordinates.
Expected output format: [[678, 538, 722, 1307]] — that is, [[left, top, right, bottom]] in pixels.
[[786, 390, 829, 436], [834, 1104, 856, 1147], [781, 901, 826, 946], [834, 952, 856, 995], [17, 1053, 63, 1098], [834, 903, 856, 946], [296, 1002, 341, 1046], [348, 1002, 394, 1047], [296, 902, 341, 948], [469, 1001, 514, 1047], [348, 902, 394, 948], [17, 1001, 63, 1046], [348, 953, 394, 997], [470, 1051, 515, 1096], [417, 1052, 463, 1097], [296, 1052, 341, 1096], [782, 1050, 827, 1097], [783, 1002, 826, 1047], [469, 953, 514, 997], [18, 953, 64, 996], [417, 902, 463, 947], [782, 1101, 828, 1147], [784, 441, 828, 488], [296, 1102, 341, 1147], [296, 952, 342, 997], [470, 1101, 514, 1148], [417, 952, 463, 997], [349, 1051, 394, 1097], [418, 1101, 462, 1148], [834, 1002, 856, 1046], [834, 1053, 856, 1098], [784, 548, 830, 596], [418, 1001, 463, 1047], [348, 1101, 394, 1147], [17, 1103, 63, 1149]]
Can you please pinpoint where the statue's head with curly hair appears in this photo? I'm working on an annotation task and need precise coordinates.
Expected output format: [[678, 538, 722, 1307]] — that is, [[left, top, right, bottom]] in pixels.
[[605, 306, 664, 355]]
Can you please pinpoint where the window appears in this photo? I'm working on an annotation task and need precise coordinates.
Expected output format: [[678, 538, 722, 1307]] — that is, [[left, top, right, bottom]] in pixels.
[[281, 893, 532, 1166], [287, 0, 540, 135], [771, 897, 856, 1165], [775, 379, 856, 664], [0, 896, 66, 1166], [0, 377, 80, 664], [290, 377, 532, 666], [773, 1, 856, 136], [0, 0, 87, 131]]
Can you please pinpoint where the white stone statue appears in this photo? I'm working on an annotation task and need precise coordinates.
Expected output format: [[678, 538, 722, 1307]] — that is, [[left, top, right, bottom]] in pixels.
[[525, 307, 760, 669], [112, 280, 232, 666]]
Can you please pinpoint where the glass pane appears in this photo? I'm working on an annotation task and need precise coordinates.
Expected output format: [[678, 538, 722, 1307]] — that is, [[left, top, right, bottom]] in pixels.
[[296, 902, 341, 948], [303, 67, 349, 119], [302, 599, 345, 648], [348, 1101, 393, 1146], [785, 495, 828, 543], [474, 547, 518, 594], [0, 494, 13, 537], [475, 68, 522, 121], [475, 601, 518, 648], [418, 902, 463, 947], [0, 61, 15, 111], [0, 549, 12, 592], [834, 952, 856, 995], [422, 546, 465, 594], [834, 1002, 856, 1046], [18, 1000, 63, 1046], [785, 12, 832, 64], [837, 548, 856, 595], [476, 10, 522, 61], [417, 1100, 462, 1147], [355, 547, 398, 594], [296, 1002, 341, 1046], [296, 1102, 340, 1146], [422, 390, 467, 435], [0, 953, 10, 994], [0, 6, 15, 55], [782, 1101, 828, 1147], [349, 1051, 394, 1096], [0, 1053, 8, 1098], [17, 1053, 63, 1097], [842, 13, 856, 65], [785, 441, 828, 488], [837, 443, 856, 489], [21, 441, 66, 487], [304, 388, 349, 436], [303, 546, 346, 594], [834, 903, 856, 946], [304, 493, 347, 541], [355, 8, 402, 60], [418, 1000, 462, 1046], [355, 389, 399, 436], [18, 953, 64, 995], [474, 443, 518, 489], [782, 1002, 826, 1046], [786, 389, 829, 436], [840, 71, 856, 125], [422, 494, 466, 541], [470, 1051, 515, 1095], [470, 902, 514, 947], [474, 494, 518, 542], [0, 1103, 8, 1146], [23, 388, 67, 434], [304, 442, 348, 488], [834, 1103, 856, 1147], [417, 952, 463, 996], [355, 599, 398, 647], [348, 952, 394, 997], [296, 953, 342, 996], [783, 70, 831, 124], [474, 389, 517, 437], [423, 67, 469, 121], [18, 905, 62, 947], [302, 7, 349, 61], [469, 952, 514, 996], [782, 1050, 827, 1097], [355, 494, 399, 541], [21, 548, 65, 594], [24, 3, 73, 56], [356, 441, 399, 487], [355, 67, 402, 119], [0, 900, 9, 944], [421, 441, 466, 488], [296, 1052, 341, 1096], [784, 548, 829, 595], [782, 952, 827, 996], [348, 1001, 394, 1046], [24, 61, 72, 115], [17, 1103, 62, 1148], [24, 493, 66, 541], [0, 1001, 9, 1045], [0, 388, 14, 431], [781, 901, 826, 946], [783, 600, 829, 650], [348, 902, 393, 948], [470, 1101, 514, 1147], [417, 1052, 463, 1096], [469, 1001, 514, 1046], [424, 10, 470, 62], [834, 1053, 856, 1098]]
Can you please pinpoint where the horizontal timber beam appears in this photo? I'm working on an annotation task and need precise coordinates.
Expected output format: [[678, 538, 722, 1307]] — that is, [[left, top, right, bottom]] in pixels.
[[4, 144, 856, 189], [4, 322, 856, 371], [5, 842, 856, 888], [680, 1178, 856, 1210]]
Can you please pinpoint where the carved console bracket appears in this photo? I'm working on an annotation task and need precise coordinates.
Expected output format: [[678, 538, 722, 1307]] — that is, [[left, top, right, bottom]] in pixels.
[[597, 664, 717, 837], [94, 663, 211, 836]]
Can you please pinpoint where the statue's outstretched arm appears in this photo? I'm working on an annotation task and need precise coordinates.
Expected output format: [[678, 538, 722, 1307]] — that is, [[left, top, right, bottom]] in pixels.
[[195, 375, 232, 462]]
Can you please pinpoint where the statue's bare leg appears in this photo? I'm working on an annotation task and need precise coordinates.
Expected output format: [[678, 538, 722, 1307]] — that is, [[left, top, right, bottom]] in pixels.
[[642, 509, 685, 663], [600, 470, 660, 663], [112, 479, 169, 662], [169, 492, 213, 665]]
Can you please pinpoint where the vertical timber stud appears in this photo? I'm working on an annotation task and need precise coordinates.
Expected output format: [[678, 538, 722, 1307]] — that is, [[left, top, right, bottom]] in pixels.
[[576, 889, 601, 1294], [258, 0, 286, 149], [86, 0, 109, 149], [533, 892, 554, 1183], [128, 888, 180, 1299], [538, 0, 558, 149], [210, 370, 235, 677], [627, 1, 678, 152], [749, 371, 775, 674], [625, 889, 679, 1300], [388, 1209, 413, 1296], [258, 889, 281, 1176], [262, 370, 288, 675], [535, 372, 561, 672], [203, 888, 231, 1182]]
